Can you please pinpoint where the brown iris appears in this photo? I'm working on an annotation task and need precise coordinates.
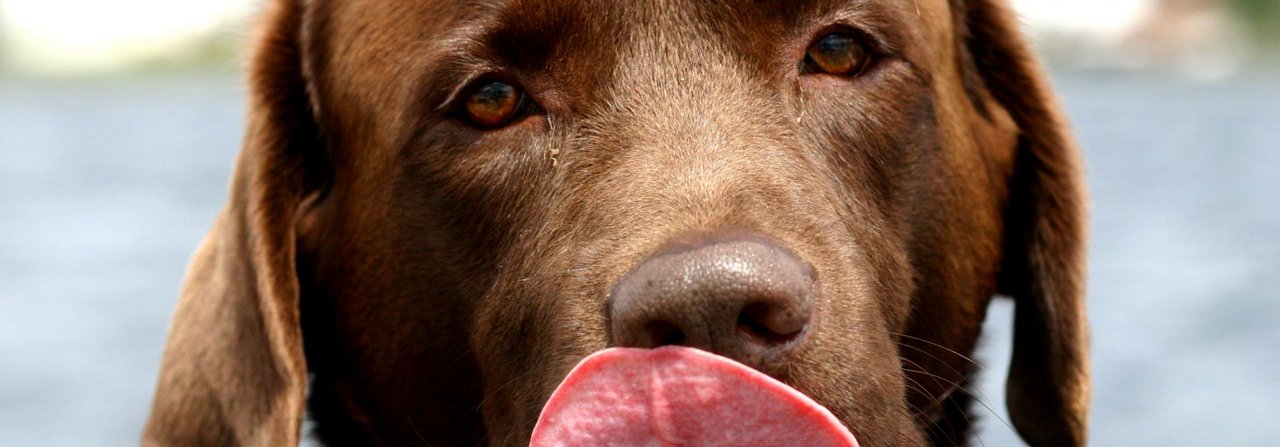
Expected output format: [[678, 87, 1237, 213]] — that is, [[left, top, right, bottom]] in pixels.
[[463, 80, 526, 128], [805, 33, 872, 76]]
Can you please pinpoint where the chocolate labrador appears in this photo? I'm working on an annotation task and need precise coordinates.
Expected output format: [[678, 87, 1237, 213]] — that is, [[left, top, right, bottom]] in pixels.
[[144, 0, 1089, 445]]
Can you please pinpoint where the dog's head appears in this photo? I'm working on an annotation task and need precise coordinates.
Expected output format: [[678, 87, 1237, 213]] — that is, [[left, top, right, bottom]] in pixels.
[[145, 0, 1088, 445]]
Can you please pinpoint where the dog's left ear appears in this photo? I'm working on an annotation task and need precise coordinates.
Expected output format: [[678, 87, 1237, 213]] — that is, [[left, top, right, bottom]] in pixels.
[[143, 0, 326, 444], [956, 1, 1091, 445]]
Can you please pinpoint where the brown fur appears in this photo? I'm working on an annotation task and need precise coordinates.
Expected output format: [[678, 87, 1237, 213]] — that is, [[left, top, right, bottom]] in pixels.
[[144, 0, 1089, 445]]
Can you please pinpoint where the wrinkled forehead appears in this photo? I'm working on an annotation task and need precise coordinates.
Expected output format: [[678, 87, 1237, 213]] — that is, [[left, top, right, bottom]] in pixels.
[[310, 0, 954, 124]]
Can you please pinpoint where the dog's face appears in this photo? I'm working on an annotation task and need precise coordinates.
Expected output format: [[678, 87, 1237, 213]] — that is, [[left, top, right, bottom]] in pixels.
[[146, 1, 1089, 446]]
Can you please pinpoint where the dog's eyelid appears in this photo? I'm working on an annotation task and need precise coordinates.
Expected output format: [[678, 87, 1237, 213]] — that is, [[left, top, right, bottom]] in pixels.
[[437, 73, 485, 113], [819, 11, 906, 57], [435, 64, 499, 111], [437, 85, 467, 114], [427, 49, 510, 112]]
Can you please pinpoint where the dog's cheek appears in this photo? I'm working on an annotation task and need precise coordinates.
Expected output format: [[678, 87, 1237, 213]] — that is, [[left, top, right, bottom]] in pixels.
[[796, 79, 938, 329], [789, 300, 928, 444], [469, 268, 610, 444], [790, 69, 943, 443]]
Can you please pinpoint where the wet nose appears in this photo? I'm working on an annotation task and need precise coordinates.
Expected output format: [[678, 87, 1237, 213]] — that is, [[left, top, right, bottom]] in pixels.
[[609, 236, 816, 366]]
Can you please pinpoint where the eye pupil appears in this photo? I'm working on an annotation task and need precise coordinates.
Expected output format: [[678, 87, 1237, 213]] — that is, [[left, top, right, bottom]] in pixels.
[[806, 33, 869, 76], [465, 80, 522, 128]]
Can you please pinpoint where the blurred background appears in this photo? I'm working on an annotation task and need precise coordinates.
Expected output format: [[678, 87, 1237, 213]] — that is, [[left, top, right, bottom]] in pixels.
[[1, 0, 1276, 445]]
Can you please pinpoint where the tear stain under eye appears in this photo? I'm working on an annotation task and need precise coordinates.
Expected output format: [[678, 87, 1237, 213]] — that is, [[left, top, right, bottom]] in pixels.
[[544, 117, 561, 167], [795, 81, 806, 125]]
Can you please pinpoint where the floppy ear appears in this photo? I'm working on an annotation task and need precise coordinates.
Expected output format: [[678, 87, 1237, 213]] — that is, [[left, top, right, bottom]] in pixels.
[[143, 0, 325, 444], [956, 1, 1091, 445]]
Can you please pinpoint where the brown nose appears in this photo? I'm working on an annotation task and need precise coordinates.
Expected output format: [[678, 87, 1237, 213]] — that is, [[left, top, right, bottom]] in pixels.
[[609, 236, 816, 366]]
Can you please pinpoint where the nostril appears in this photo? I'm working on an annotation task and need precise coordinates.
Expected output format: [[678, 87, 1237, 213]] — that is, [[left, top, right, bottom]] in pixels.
[[643, 321, 687, 348], [610, 236, 816, 364], [737, 302, 807, 347]]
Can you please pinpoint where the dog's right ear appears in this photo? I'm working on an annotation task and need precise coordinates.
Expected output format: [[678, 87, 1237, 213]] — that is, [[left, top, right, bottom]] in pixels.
[[955, 0, 1091, 446], [143, 0, 327, 445]]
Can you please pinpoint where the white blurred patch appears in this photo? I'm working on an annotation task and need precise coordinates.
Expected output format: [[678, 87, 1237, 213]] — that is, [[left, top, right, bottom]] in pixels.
[[1012, 0, 1246, 79], [0, 0, 1250, 78], [1012, 0, 1155, 40], [0, 0, 258, 74]]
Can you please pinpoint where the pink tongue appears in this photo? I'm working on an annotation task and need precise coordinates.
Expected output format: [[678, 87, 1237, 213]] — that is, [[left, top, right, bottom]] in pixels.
[[529, 346, 858, 447]]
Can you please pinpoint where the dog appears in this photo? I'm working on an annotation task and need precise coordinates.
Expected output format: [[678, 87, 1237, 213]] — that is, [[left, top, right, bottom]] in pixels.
[[144, 0, 1089, 445]]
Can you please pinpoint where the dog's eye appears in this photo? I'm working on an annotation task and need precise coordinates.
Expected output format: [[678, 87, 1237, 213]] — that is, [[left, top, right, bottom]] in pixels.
[[460, 79, 531, 129], [804, 33, 872, 76]]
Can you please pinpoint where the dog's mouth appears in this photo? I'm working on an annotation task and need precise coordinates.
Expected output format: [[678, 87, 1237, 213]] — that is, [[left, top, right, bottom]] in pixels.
[[529, 346, 858, 446]]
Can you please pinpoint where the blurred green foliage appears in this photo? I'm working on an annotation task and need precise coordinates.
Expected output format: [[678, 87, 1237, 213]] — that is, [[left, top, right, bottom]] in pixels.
[[1230, 0, 1280, 47], [0, 10, 9, 72]]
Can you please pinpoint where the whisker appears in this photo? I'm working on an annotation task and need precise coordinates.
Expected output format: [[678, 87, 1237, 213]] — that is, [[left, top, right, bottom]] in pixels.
[[406, 417, 430, 446], [892, 332, 1011, 440], [902, 359, 1015, 439], [475, 368, 536, 413], [891, 331, 982, 369], [899, 345, 1000, 447], [906, 358, 983, 445], [901, 358, 970, 447], [894, 340, 1000, 412]]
